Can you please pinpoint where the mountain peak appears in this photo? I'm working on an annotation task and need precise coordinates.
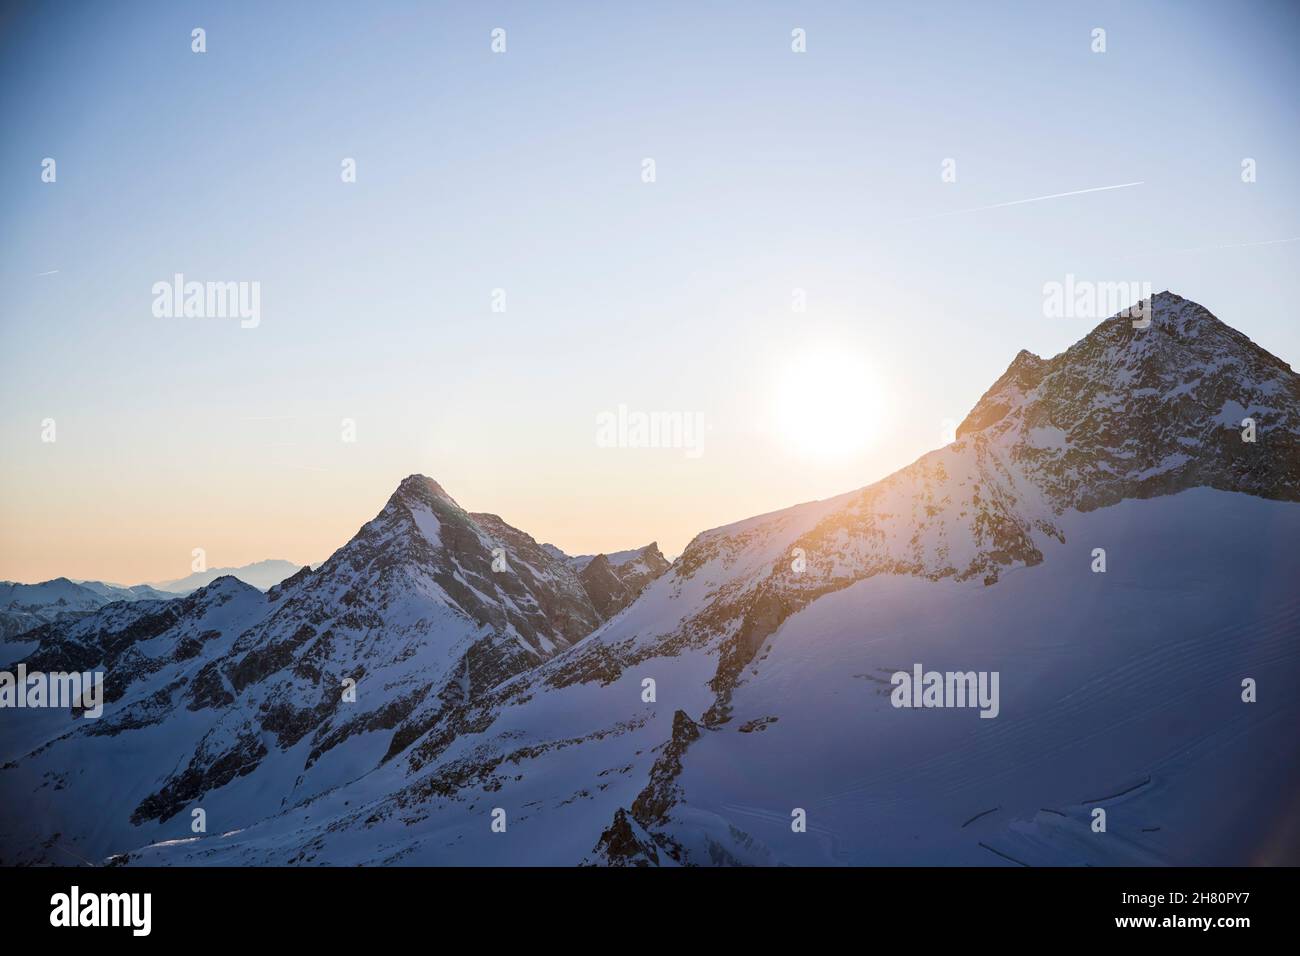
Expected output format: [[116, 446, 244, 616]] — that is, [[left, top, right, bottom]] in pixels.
[[1139, 289, 1225, 337], [956, 294, 1300, 508], [197, 574, 259, 597], [391, 474, 460, 510], [585, 553, 614, 572]]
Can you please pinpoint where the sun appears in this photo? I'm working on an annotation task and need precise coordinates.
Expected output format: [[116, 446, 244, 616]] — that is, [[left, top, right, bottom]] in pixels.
[[774, 346, 888, 460]]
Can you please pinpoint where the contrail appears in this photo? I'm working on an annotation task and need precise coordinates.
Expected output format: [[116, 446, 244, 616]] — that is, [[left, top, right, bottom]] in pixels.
[[35, 269, 59, 277], [905, 181, 1144, 222]]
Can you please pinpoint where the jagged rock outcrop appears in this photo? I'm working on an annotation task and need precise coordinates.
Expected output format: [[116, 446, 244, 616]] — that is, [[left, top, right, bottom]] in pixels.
[[582, 808, 662, 867], [631, 710, 701, 828], [561, 543, 672, 619]]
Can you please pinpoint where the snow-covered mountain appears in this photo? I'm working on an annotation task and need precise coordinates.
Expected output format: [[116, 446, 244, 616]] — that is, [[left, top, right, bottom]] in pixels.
[[0, 476, 666, 862], [74, 581, 175, 603], [150, 559, 306, 594], [2, 292, 1297, 867], [957, 291, 1298, 508], [0, 578, 171, 641]]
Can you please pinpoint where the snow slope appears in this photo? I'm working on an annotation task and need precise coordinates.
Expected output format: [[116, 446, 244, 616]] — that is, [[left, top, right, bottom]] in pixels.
[[1, 292, 1296, 866], [102, 490, 1299, 867], [671, 490, 1300, 866]]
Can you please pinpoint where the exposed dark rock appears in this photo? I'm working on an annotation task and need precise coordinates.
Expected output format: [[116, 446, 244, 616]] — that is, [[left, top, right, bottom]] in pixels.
[[132, 729, 268, 824], [631, 710, 701, 827], [582, 807, 661, 866]]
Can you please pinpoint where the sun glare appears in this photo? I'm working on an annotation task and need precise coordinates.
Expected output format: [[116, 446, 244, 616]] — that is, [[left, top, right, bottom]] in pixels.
[[774, 346, 887, 460]]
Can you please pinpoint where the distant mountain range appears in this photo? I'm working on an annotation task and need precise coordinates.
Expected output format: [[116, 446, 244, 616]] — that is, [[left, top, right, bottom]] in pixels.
[[0, 561, 311, 642], [0, 579, 173, 641], [147, 559, 309, 595], [2, 292, 1297, 867]]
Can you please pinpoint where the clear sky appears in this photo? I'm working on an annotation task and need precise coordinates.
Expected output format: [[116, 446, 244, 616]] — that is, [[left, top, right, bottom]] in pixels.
[[2, 0, 1298, 584]]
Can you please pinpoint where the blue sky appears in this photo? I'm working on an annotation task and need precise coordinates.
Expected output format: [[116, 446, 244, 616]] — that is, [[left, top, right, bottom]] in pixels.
[[2, 0, 1297, 582]]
